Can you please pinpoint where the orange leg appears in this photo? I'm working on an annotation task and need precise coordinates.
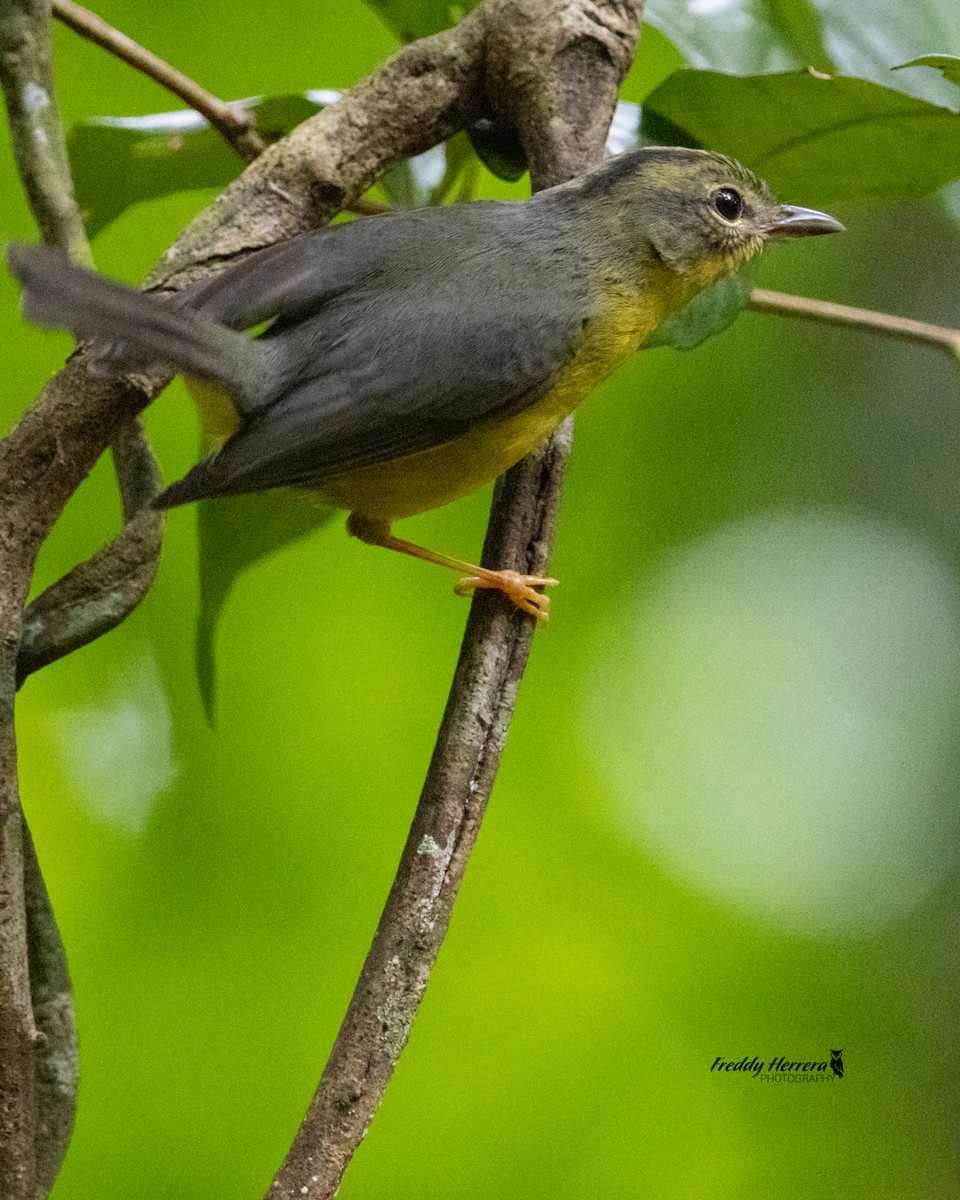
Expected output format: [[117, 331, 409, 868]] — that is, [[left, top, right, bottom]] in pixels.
[[347, 514, 558, 622]]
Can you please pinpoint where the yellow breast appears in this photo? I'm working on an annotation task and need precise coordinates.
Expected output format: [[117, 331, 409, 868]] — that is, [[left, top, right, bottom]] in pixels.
[[185, 262, 691, 523], [318, 279, 670, 522]]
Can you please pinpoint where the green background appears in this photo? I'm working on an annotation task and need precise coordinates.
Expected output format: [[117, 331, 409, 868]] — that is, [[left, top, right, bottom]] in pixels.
[[2, 1, 959, 1196]]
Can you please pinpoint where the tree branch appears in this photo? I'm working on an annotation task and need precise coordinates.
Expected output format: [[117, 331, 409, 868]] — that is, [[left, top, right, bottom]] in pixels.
[[0, 32, 490, 1200], [51, 0, 266, 161], [749, 287, 960, 357], [3, 3, 639, 1196], [0, 3, 85, 1194], [22, 824, 77, 1195], [17, 418, 164, 687], [266, 3, 643, 1197], [0, 0, 90, 264]]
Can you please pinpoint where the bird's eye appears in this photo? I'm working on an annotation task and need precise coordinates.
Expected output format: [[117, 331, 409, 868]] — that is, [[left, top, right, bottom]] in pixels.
[[711, 187, 743, 222]]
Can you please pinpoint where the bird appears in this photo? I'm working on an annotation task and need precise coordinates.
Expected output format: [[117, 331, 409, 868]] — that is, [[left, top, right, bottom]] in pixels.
[[7, 147, 843, 620]]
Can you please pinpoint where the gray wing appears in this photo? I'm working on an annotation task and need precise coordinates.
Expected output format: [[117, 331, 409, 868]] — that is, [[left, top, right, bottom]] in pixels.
[[174, 223, 385, 329], [163, 202, 589, 504]]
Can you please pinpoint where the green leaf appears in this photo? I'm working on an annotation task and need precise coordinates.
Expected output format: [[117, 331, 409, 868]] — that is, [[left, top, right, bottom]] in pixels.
[[894, 54, 960, 88], [642, 264, 756, 352], [643, 69, 960, 204], [68, 92, 339, 235], [466, 118, 527, 183], [196, 492, 335, 720], [362, 0, 475, 41], [69, 90, 457, 233]]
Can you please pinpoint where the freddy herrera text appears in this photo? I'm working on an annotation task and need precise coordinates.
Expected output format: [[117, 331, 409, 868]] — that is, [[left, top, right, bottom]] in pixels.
[[711, 1056, 836, 1081]]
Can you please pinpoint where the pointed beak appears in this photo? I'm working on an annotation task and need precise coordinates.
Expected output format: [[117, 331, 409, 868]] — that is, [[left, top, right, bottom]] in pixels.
[[770, 205, 846, 238]]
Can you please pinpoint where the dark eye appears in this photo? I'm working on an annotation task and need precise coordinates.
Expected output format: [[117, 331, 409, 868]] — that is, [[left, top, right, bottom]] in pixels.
[[711, 187, 743, 221]]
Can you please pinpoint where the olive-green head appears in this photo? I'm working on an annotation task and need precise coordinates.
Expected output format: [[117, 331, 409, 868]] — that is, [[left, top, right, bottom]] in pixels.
[[562, 146, 843, 287]]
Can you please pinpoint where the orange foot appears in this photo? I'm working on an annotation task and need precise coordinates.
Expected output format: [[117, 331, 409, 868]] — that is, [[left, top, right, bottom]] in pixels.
[[454, 569, 558, 622]]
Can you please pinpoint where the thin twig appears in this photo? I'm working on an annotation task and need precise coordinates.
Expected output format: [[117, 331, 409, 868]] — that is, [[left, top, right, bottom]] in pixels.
[[750, 287, 960, 356], [50, 0, 392, 218], [51, 0, 265, 161], [266, 2, 643, 1196]]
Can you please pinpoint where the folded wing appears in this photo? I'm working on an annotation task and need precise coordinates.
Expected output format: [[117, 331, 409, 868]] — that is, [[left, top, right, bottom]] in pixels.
[[162, 202, 589, 505]]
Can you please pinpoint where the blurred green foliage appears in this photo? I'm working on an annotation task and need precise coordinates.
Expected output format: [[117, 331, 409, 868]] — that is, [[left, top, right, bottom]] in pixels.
[[2, 1, 960, 1198]]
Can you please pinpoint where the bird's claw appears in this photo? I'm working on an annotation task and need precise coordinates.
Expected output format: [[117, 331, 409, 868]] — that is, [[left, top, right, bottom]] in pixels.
[[454, 569, 558, 622]]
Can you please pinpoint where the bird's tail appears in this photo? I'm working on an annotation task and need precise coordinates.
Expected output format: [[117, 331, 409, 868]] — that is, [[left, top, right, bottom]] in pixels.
[[6, 243, 268, 413]]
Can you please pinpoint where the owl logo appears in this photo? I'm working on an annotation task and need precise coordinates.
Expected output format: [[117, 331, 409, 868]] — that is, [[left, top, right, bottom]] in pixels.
[[830, 1050, 844, 1079]]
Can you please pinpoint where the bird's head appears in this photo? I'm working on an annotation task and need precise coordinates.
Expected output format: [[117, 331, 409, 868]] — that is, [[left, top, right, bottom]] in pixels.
[[569, 147, 843, 292]]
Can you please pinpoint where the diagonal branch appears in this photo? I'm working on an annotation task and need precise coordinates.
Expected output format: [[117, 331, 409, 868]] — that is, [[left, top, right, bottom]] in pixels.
[[0, 6, 489, 547]]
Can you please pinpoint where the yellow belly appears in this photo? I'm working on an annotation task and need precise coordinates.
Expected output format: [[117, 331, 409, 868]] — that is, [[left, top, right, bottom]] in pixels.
[[317, 295, 658, 521], [184, 271, 682, 522]]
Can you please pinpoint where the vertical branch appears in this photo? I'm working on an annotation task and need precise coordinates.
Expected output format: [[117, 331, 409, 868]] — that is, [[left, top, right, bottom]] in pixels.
[[0, 0, 90, 265], [0, 775, 35, 1200], [0, 4, 72, 1191], [2, 2, 89, 1195], [22, 827, 77, 1196], [267, 3, 643, 1197]]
